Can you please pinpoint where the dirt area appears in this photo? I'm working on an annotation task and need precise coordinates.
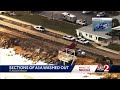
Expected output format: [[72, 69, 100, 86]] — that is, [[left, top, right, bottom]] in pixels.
[[0, 32, 97, 65], [0, 32, 15, 39], [13, 46, 32, 55], [76, 57, 96, 65], [1, 32, 120, 79], [0, 31, 119, 65]]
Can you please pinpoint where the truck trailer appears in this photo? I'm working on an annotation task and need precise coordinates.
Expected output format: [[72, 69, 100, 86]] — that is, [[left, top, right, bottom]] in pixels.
[[61, 12, 77, 23]]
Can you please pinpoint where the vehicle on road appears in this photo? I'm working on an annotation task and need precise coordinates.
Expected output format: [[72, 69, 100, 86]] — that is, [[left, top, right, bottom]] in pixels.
[[63, 35, 76, 41], [76, 19, 87, 26], [76, 38, 89, 44], [82, 11, 92, 14], [8, 12, 16, 16], [96, 12, 107, 17], [34, 25, 46, 32]]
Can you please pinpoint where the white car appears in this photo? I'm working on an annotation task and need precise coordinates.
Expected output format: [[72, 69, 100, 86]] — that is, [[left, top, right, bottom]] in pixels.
[[82, 11, 91, 14], [63, 35, 76, 41], [96, 12, 106, 17], [34, 26, 46, 32], [5, 11, 16, 16], [77, 38, 89, 44], [75, 37, 82, 42], [76, 19, 87, 26]]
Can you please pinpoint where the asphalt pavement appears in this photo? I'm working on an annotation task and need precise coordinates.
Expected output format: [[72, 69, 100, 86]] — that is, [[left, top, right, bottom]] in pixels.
[[39, 11, 94, 25]]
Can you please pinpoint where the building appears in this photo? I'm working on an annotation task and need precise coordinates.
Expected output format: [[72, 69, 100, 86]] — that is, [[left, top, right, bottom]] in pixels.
[[112, 26, 120, 37], [76, 14, 120, 46], [76, 25, 112, 46]]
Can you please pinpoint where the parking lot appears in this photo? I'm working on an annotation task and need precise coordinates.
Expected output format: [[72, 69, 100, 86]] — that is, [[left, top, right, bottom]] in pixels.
[[38, 11, 94, 25], [38, 11, 120, 25]]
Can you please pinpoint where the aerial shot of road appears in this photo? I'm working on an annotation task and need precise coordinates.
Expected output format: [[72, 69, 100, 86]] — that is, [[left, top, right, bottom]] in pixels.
[[0, 11, 120, 79]]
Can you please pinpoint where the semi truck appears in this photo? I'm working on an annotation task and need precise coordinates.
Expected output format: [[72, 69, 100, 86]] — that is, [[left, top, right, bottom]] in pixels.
[[61, 12, 77, 23]]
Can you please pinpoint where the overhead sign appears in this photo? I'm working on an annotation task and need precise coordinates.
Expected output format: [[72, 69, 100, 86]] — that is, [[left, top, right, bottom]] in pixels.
[[92, 18, 112, 31]]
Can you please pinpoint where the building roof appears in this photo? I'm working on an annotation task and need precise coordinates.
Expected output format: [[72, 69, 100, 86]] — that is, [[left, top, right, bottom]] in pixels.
[[76, 24, 112, 39]]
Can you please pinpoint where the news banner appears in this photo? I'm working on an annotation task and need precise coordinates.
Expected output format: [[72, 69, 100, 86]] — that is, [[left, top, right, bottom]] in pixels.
[[0, 64, 120, 73]]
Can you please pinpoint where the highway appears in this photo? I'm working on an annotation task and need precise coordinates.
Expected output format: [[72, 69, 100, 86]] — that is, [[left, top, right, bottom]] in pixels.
[[0, 15, 120, 60]]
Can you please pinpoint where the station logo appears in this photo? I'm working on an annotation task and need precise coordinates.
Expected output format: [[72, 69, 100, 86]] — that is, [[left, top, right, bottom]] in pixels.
[[96, 64, 110, 72]]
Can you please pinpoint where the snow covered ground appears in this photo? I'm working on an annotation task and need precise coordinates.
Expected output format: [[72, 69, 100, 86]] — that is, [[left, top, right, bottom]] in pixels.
[[0, 48, 104, 79]]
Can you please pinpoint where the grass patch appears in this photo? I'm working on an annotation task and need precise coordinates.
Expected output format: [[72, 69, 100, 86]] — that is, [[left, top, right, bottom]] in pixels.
[[105, 43, 120, 51], [5, 11, 81, 36]]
